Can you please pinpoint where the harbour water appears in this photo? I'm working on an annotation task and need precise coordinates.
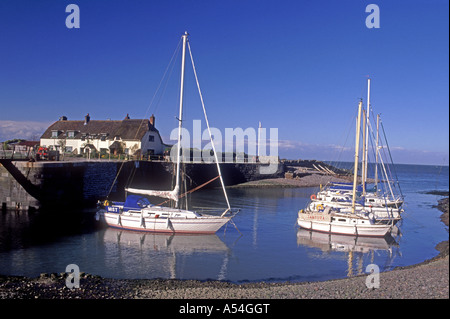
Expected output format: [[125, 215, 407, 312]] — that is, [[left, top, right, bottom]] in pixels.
[[0, 164, 448, 283]]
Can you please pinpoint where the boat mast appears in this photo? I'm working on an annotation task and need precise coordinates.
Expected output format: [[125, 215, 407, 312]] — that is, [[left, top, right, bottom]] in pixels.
[[257, 121, 262, 158], [174, 32, 188, 208], [361, 108, 367, 195], [374, 113, 380, 190], [362, 78, 371, 195], [352, 100, 363, 214]]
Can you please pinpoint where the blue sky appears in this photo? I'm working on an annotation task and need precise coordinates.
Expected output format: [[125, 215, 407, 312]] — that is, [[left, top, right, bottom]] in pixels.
[[0, 0, 448, 165]]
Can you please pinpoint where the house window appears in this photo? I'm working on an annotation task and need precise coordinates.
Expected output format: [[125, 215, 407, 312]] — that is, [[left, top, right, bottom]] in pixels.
[[51, 131, 59, 138], [65, 146, 73, 152], [149, 135, 155, 142], [68, 131, 75, 138]]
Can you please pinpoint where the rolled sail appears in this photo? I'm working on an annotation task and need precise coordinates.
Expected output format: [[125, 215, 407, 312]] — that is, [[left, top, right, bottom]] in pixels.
[[125, 185, 179, 202]]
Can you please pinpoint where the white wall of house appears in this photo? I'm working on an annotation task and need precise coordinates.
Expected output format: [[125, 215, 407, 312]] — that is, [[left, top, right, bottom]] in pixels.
[[40, 131, 164, 156], [140, 131, 164, 155], [40, 138, 63, 151]]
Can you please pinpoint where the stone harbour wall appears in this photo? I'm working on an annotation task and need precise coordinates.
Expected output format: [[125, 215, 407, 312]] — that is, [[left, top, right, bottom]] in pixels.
[[0, 162, 40, 211], [0, 160, 284, 211]]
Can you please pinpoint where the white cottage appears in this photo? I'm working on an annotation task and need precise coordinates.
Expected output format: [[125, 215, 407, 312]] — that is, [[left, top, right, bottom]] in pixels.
[[40, 114, 168, 158]]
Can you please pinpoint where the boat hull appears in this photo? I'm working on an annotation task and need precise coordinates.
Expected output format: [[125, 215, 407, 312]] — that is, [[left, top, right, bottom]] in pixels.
[[309, 200, 402, 222], [98, 210, 231, 234], [297, 213, 391, 237]]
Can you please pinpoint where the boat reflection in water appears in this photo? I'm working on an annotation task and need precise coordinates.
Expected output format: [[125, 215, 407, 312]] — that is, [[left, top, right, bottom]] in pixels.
[[100, 228, 230, 280], [296, 228, 400, 277]]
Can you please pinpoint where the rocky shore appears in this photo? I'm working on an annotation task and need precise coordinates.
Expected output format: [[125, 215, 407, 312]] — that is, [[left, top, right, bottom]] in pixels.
[[1, 195, 448, 300], [230, 175, 353, 188], [230, 161, 368, 189], [1, 254, 448, 300], [437, 196, 449, 227]]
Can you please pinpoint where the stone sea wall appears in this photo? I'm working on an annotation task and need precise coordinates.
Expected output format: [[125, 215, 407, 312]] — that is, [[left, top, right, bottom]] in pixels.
[[0, 160, 284, 211], [0, 161, 40, 211]]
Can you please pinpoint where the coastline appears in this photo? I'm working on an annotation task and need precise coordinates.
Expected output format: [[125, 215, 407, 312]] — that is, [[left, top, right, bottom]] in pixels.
[[229, 173, 354, 189], [1, 195, 448, 299]]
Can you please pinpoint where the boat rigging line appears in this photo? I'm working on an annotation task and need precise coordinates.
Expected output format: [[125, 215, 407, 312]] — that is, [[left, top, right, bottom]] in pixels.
[[187, 39, 231, 216]]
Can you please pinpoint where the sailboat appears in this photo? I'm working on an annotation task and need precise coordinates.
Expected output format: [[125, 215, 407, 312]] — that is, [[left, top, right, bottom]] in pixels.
[[308, 182, 403, 223], [97, 32, 236, 234], [297, 98, 393, 237], [303, 79, 404, 224]]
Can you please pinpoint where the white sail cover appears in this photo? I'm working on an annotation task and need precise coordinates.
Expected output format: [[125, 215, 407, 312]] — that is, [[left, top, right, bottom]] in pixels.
[[125, 185, 179, 202]]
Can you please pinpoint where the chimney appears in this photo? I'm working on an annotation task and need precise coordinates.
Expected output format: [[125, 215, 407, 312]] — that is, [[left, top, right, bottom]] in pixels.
[[84, 113, 90, 125], [150, 114, 155, 127], [59, 116, 67, 121]]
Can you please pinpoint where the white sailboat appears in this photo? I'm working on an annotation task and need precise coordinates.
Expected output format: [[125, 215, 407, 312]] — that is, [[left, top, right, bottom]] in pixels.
[[304, 79, 404, 224], [308, 185, 402, 223], [297, 99, 393, 237], [97, 32, 236, 234]]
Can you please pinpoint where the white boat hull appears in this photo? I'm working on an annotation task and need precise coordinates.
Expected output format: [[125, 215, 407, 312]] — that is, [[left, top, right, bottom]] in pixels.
[[297, 212, 391, 237], [98, 209, 231, 234], [309, 200, 402, 222]]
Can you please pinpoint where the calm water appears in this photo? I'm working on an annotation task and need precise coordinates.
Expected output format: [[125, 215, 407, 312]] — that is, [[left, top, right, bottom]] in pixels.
[[0, 164, 448, 283]]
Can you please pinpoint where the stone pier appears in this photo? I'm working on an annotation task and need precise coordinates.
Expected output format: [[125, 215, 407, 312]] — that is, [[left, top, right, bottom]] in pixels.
[[0, 159, 284, 211]]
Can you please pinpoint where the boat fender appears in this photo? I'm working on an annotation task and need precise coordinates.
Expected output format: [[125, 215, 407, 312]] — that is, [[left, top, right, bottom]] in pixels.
[[166, 218, 174, 231], [310, 194, 317, 200], [155, 214, 160, 218], [368, 212, 375, 221]]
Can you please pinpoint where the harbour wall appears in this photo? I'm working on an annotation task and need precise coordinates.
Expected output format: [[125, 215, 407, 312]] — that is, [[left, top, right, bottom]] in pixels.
[[0, 160, 284, 211]]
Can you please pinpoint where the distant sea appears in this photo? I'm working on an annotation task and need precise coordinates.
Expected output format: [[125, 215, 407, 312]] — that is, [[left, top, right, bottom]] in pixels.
[[0, 163, 448, 283]]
